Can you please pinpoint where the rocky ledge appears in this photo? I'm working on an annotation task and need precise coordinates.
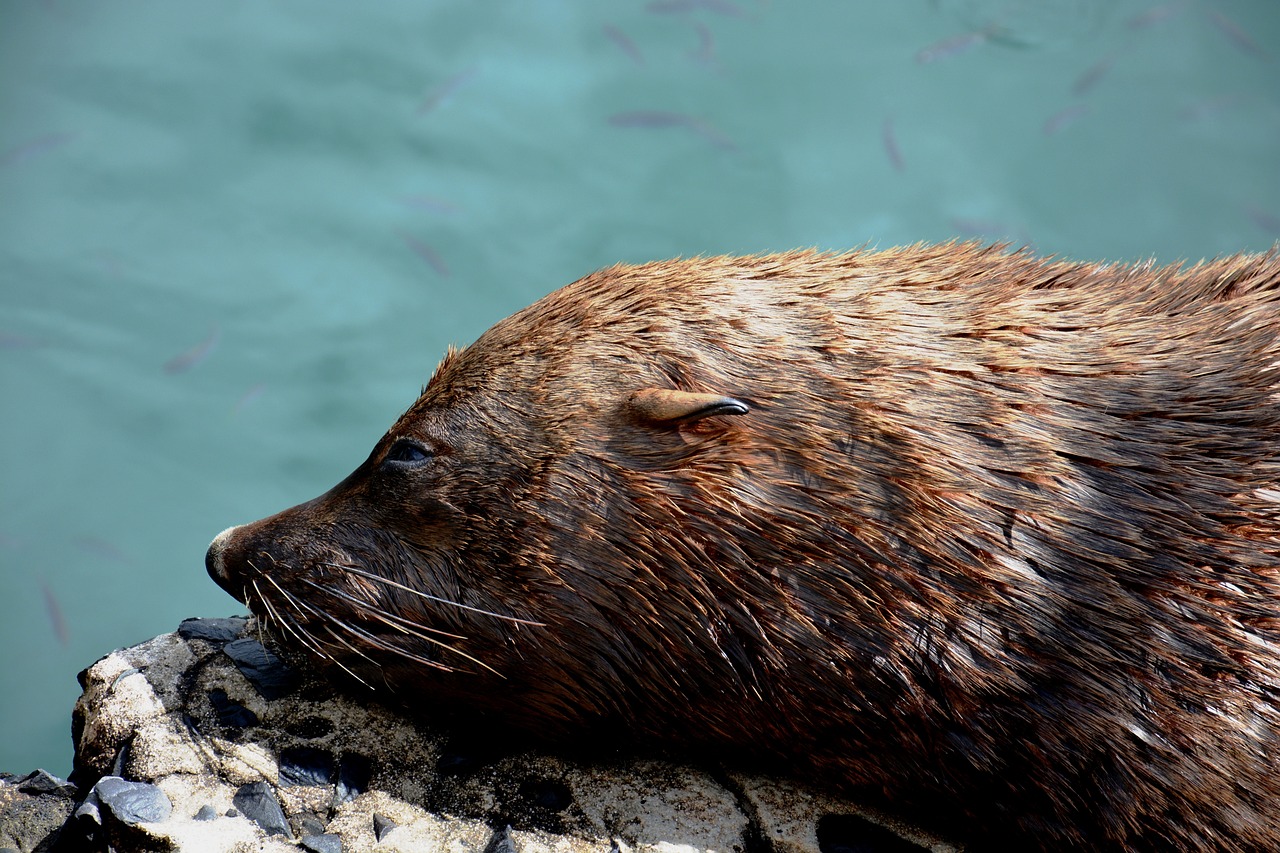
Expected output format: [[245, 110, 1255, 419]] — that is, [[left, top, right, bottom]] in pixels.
[[1, 618, 957, 852]]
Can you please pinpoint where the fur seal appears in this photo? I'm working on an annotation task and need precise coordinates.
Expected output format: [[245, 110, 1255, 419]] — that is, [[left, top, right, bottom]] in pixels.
[[206, 243, 1280, 851]]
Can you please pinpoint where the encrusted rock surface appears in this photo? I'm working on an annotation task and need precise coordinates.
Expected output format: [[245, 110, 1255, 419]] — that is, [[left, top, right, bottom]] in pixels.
[[0, 770, 79, 852], [4, 617, 960, 852]]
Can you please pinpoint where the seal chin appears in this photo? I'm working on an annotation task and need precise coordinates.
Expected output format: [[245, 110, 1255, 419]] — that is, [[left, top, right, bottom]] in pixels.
[[205, 525, 242, 587]]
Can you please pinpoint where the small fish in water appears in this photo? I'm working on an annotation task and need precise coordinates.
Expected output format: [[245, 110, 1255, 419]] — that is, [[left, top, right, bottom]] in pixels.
[[688, 21, 717, 66], [164, 326, 220, 374], [398, 194, 460, 215], [41, 581, 69, 647], [608, 111, 735, 150], [72, 535, 129, 563], [1071, 52, 1116, 96], [915, 28, 990, 64], [881, 118, 904, 173], [1246, 205, 1280, 236], [417, 67, 478, 115], [1126, 2, 1184, 31], [1, 132, 76, 168], [603, 24, 645, 66], [398, 231, 450, 277], [1043, 103, 1089, 136], [1204, 9, 1268, 60], [646, 0, 743, 17], [233, 382, 267, 415], [0, 330, 41, 349]]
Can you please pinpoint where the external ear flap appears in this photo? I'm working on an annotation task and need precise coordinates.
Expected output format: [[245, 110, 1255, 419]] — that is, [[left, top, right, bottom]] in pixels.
[[625, 388, 750, 426]]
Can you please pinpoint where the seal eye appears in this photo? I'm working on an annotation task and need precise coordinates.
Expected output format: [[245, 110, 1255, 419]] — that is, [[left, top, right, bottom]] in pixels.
[[382, 439, 434, 469]]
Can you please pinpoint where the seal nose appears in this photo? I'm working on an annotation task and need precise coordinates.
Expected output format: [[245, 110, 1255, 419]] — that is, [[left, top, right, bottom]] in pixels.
[[205, 525, 241, 586]]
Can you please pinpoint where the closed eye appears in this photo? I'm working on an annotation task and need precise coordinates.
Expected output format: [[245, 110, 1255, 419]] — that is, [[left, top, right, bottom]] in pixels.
[[382, 439, 435, 468]]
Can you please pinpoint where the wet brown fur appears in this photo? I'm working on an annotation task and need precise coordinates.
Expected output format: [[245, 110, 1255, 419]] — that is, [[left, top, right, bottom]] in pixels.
[[208, 242, 1280, 850]]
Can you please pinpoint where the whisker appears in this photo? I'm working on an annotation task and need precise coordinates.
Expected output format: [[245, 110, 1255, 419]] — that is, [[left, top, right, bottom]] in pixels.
[[259, 575, 335, 663], [240, 556, 508, 677], [322, 562, 545, 627], [250, 579, 279, 637], [312, 623, 376, 689], [315, 618, 383, 670], [296, 576, 501, 676], [320, 610, 460, 675], [258, 573, 380, 690], [298, 577, 468, 641], [258, 572, 360, 679], [247, 562, 273, 647]]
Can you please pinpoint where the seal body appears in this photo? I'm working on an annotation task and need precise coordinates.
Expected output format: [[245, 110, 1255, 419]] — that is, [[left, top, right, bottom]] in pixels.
[[207, 243, 1280, 850]]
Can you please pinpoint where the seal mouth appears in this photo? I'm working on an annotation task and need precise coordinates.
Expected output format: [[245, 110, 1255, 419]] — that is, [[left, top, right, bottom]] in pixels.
[[205, 525, 242, 587]]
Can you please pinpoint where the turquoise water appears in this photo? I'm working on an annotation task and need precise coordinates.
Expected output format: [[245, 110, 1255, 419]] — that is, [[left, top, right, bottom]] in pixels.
[[2, 1, 1277, 778]]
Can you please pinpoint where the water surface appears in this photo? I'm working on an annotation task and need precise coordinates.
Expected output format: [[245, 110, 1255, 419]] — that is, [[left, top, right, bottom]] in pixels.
[[2, 0, 1277, 776]]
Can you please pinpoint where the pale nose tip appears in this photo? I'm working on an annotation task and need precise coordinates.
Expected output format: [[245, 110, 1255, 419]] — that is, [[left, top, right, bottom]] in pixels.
[[205, 525, 241, 583]]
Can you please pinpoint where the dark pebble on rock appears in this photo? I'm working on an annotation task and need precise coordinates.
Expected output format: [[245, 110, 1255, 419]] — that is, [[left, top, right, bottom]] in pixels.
[[194, 804, 219, 821], [372, 812, 397, 842], [178, 616, 248, 643], [232, 781, 291, 838], [223, 638, 298, 700], [108, 740, 130, 778], [73, 788, 102, 826], [298, 813, 327, 835], [335, 753, 371, 803], [486, 824, 519, 853], [279, 746, 336, 787], [209, 687, 259, 730], [15, 768, 77, 798], [300, 833, 343, 853], [93, 776, 173, 825]]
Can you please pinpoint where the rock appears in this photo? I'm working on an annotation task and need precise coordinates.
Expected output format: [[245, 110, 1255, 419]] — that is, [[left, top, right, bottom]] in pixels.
[[13, 769, 76, 799], [334, 752, 370, 803], [372, 812, 397, 841], [487, 824, 519, 853], [278, 746, 336, 787], [233, 781, 292, 837], [222, 638, 299, 699], [49, 618, 959, 852], [93, 776, 173, 824], [297, 812, 327, 835], [0, 774, 75, 851], [208, 686, 259, 730], [300, 832, 343, 853], [177, 616, 247, 644]]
